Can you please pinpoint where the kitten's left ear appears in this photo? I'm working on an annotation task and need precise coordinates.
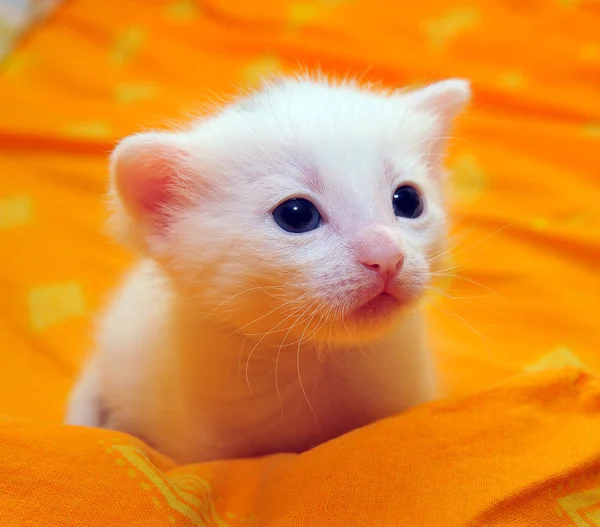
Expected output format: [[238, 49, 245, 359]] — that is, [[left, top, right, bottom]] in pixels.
[[107, 130, 207, 253]]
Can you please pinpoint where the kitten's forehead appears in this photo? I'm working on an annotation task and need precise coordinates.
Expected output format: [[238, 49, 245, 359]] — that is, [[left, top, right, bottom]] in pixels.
[[220, 80, 435, 189], [232, 79, 434, 145]]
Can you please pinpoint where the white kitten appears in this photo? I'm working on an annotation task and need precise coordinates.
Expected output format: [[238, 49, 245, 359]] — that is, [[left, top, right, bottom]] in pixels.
[[66, 75, 470, 463]]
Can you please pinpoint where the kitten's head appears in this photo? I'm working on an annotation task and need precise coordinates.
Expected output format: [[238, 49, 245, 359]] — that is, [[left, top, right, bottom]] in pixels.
[[109, 76, 470, 345]]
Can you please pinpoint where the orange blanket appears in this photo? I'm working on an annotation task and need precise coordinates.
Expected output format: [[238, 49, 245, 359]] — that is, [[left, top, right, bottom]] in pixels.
[[3, 370, 600, 526], [0, 0, 598, 525]]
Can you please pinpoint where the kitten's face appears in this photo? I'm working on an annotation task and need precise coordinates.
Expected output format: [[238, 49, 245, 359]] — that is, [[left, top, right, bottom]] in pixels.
[[111, 78, 469, 345]]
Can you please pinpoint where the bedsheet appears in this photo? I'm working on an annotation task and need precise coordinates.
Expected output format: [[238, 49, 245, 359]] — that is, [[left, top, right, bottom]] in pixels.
[[0, 0, 598, 525]]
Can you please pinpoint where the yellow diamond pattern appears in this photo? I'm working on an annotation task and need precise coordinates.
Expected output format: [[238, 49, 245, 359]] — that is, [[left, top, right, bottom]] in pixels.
[[583, 122, 600, 139], [288, 1, 329, 27], [498, 71, 527, 90], [449, 152, 488, 206], [526, 347, 590, 373], [530, 217, 549, 231], [3, 52, 31, 78], [115, 83, 159, 105], [241, 55, 282, 87], [64, 121, 112, 139], [29, 282, 86, 331], [423, 7, 480, 52], [0, 195, 32, 229], [111, 26, 146, 67], [165, 0, 201, 21]]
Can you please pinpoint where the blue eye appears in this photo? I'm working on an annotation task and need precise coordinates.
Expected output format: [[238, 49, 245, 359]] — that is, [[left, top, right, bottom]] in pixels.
[[273, 198, 321, 233], [393, 185, 424, 219]]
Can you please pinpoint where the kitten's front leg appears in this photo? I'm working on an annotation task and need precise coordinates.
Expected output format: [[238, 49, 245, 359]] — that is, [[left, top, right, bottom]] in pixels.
[[65, 354, 106, 427]]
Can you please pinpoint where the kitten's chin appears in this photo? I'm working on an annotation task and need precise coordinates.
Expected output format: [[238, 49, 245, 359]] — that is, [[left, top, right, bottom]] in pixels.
[[326, 289, 420, 345], [346, 292, 402, 323]]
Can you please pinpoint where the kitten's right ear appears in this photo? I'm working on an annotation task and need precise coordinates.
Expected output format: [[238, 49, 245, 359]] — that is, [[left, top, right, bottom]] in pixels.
[[108, 131, 202, 250], [408, 79, 471, 123], [404, 79, 471, 169]]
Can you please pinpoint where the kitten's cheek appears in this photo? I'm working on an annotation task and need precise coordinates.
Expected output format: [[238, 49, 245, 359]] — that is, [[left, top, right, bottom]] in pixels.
[[396, 266, 428, 300]]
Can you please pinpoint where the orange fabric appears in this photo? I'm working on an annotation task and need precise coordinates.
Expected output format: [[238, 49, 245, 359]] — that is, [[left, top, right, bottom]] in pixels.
[[0, 0, 598, 525], [3, 370, 600, 526]]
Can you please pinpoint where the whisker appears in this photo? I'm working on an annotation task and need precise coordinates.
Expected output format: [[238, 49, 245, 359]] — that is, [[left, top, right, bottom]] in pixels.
[[229, 297, 300, 337], [274, 301, 316, 419], [237, 335, 249, 384], [425, 286, 517, 324], [430, 272, 500, 298], [427, 221, 479, 264], [433, 224, 510, 265], [198, 285, 285, 323], [296, 310, 320, 422], [424, 286, 495, 300], [244, 300, 314, 396], [431, 303, 494, 364]]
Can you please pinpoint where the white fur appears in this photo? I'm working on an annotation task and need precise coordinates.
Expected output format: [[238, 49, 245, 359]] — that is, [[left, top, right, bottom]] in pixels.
[[66, 75, 470, 463]]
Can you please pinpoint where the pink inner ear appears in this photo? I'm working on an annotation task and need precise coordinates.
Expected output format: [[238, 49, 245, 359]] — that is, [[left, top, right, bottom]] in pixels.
[[121, 167, 172, 216], [113, 135, 189, 221]]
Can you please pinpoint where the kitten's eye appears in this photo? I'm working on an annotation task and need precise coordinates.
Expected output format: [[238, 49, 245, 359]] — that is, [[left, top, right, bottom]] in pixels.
[[393, 185, 424, 219], [273, 198, 321, 233]]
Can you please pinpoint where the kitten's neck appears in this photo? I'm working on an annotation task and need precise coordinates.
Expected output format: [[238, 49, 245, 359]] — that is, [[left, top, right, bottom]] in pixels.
[[172, 294, 328, 397]]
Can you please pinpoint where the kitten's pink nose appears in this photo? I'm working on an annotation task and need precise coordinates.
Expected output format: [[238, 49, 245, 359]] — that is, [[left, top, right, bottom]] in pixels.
[[356, 226, 404, 281], [360, 252, 404, 280]]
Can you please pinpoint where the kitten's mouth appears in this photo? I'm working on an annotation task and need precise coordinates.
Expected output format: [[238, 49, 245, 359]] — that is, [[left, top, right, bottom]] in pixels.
[[347, 291, 401, 323]]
